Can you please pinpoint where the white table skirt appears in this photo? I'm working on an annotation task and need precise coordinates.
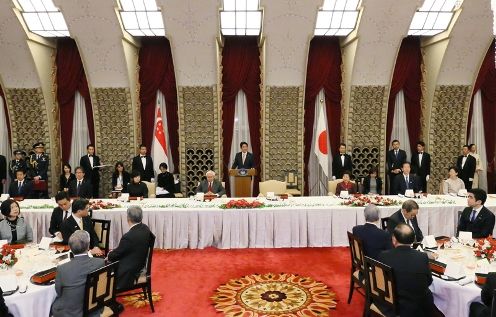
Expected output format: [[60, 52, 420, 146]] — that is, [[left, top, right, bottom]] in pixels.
[[4, 283, 56, 317], [430, 277, 481, 317], [13, 195, 496, 250]]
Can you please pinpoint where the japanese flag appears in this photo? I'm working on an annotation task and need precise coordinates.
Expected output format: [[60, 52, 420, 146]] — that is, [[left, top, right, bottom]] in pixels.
[[314, 100, 329, 176]]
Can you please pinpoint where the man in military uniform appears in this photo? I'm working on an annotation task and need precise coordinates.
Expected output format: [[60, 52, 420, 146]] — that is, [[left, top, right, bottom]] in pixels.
[[9, 150, 28, 180], [29, 142, 49, 198]]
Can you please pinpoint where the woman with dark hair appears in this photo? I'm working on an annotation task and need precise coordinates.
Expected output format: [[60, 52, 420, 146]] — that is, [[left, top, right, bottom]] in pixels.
[[335, 171, 357, 196], [58, 163, 76, 192], [443, 166, 465, 195], [156, 162, 175, 198], [0, 199, 33, 243], [112, 162, 131, 192], [124, 170, 148, 198], [362, 166, 383, 195]]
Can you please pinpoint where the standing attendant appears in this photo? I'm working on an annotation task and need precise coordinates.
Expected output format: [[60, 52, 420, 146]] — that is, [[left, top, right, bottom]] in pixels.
[[132, 144, 154, 182], [411, 141, 431, 193], [28, 142, 49, 198], [386, 140, 407, 194], [9, 150, 27, 180], [332, 143, 353, 180], [80, 144, 101, 198], [456, 145, 476, 190], [469, 144, 483, 189]]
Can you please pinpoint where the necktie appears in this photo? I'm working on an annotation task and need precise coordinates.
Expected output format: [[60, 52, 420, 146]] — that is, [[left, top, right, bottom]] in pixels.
[[405, 176, 409, 189], [18, 181, 23, 194], [470, 210, 477, 222], [395, 150, 398, 158], [77, 219, 83, 230], [208, 182, 212, 192], [77, 181, 81, 195], [63, 210, 68, 221], [242, 153, 246, 164]]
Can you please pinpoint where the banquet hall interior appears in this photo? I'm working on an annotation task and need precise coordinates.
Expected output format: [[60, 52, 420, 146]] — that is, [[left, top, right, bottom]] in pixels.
[[1, 0, 496, 316]]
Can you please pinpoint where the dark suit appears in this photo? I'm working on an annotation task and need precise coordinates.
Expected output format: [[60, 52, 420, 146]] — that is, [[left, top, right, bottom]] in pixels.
[[457, 206, 495, 239], [196, 179, 226, 196], [411, 152, 431, 192], [392, 173, 421, 195], [352, 223, 392, 259], [49, 207, 71, 236], [231, 152, 255, 169], [386, 149, 407, 194], [61, 216, 99, 249], [8, 180, 33, 198], [456, 155, 476, 190], [332, 153, 353, 179], [108, 223, 152, 290], [157, 172, 175, 198], [51, 255, 104, 317], [362, 176, 383, 195], [0, 155, 6, 193], [377, 246, 434, 317], [387, 209, 423, 242], [68, 179, 93, 199], [80, 154, 100, 198], [111, 172, 131, 192], [470, 272, 496, 317], [59, 173, 76, 192], [132, 155, 154, 182]]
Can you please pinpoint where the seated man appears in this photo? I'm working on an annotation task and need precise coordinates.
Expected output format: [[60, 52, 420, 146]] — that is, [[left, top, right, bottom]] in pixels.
[[196, 170, 226, 197], [51, 230, 104, 317], [392, 162, 421, 195], [60, 199, 103, 256], [49, 191, 72, 239], [68, 167, 93, 199], [387, 199, 423, 242], [377, 223, 435, 317], [108, 206, 152, 290], [8, 168, 33, 198], [352, 204, 392, 259], [470, 272, 496, 317], [457, 188, 495, 239]]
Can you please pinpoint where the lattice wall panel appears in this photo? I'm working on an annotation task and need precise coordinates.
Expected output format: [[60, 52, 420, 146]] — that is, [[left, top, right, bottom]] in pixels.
[[351, 147, 380, 179], [185, 148, 214, 196]]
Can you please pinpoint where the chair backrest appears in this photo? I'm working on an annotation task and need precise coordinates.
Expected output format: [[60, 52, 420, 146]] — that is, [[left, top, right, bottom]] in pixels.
[[347, 231, 365, 273], [259, 180, 287, 196], [328, 179, 342, 195], [364, 256, 398, 315], [381, 217, 389, 231], [91, 219, 111, 255], [142, 181, 156, 198], [83, 261, 119, 315], [439, 180, 445, 195], [144, 233, 156, 277], [284, 170, 298, 189], [491, 289, 496, 317]]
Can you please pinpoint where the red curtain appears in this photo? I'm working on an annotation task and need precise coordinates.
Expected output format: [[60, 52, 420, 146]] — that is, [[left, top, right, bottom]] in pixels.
[[303, 37, 342, 195], [56, 38, 94, 163], [138, 37, 180, 172], [0, 86, 11, 145], [468, 40, 496, 192], [221, 37, 261, 196], [386, 37, 422, 152]]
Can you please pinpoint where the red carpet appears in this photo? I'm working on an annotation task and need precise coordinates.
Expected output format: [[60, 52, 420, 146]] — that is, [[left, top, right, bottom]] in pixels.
[[120, 247, 365, 316]]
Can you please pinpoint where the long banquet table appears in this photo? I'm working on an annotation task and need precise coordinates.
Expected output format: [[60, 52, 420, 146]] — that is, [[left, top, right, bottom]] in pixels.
[[14, 195, 496, 250]]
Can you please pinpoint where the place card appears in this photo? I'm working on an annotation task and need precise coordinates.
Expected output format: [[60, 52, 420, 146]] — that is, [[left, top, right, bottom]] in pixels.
[[38, 237, 52, 250], [444, 262, 465, 279], [266, 192, 275, 199], [458, 231, 473, 242], [405, 189, 414, 198], [118, 193, 129, 202], [0, 194, 9, 201], [339, 191, 349, 199], [195, 192, 204, 201], [423, 235, 437, 248]]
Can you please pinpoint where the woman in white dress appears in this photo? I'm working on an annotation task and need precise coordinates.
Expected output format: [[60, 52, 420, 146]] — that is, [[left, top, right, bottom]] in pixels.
[[469, 144, 483, 189], [442, 166, 465, 195]]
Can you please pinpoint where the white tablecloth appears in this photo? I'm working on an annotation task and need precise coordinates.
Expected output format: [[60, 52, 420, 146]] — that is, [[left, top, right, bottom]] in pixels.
[[430, 277, 481, 317], [13, 195, 496, 250]]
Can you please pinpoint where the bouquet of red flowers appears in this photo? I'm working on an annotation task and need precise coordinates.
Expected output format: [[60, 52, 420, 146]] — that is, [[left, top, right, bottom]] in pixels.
[[341, 195, 400, 207], [89, 200, 120, 210], [220, 199, 265, 209], [474, 238, 496, 261], [0, 245, 18, 269]]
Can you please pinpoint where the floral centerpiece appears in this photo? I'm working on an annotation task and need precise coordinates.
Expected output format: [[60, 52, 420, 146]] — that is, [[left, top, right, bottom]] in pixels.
[[89, 200, 120, 210], [0, 245, 18, 269], [341, 195, 400, 207], [474, 238, 496, 261], [220, 199, 265, 209]]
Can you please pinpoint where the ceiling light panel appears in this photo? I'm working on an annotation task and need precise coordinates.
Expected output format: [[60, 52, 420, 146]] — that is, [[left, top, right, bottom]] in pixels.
[[17, 0, 70, 37], [118, 0, 165, 37]]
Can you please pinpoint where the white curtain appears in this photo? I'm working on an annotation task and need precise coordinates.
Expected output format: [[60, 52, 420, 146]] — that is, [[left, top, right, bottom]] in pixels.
[[0, 95, 11, 193], [68, 91, 91, 171], [390, 90, 412, 160], [150, 91, 175, 176], [229, 90, 252, 195], [468, 90, 488, 191], [308, 89, 331, 196]]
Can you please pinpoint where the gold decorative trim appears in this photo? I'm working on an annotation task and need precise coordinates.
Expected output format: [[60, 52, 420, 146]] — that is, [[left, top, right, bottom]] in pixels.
[[50, 48, 61, 191]]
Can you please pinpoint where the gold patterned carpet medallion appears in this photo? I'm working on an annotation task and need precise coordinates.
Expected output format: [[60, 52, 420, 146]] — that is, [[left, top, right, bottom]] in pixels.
[[211, 273, 337, 316]]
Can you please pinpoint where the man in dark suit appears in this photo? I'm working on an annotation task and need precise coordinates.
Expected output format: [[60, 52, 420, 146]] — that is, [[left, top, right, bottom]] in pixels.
[[386, 139, 407, 194], [108, 206, 152, 290], [8, 169, 33, 198], [332, 143, 353, 180], [352, 204, 392, 259], [68, 167, 93, 199], [0, 154, 6, 194], [411, 141, 431, 193], [377, 223, 435, 317], [196, 170, 226, 196], [457, 188, 495, 239], [80, 144, 100, 198], [231, 141, 255, 169], [456, 145, 477, 190], [49, 191, 72, 239], [60, 199, 103, 256], [392, 162, 421, 195], [51, 230, 104, 317], [387, 199, 424, 242], [470, 272, 496, 317], [132, 144, 154, 182]]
